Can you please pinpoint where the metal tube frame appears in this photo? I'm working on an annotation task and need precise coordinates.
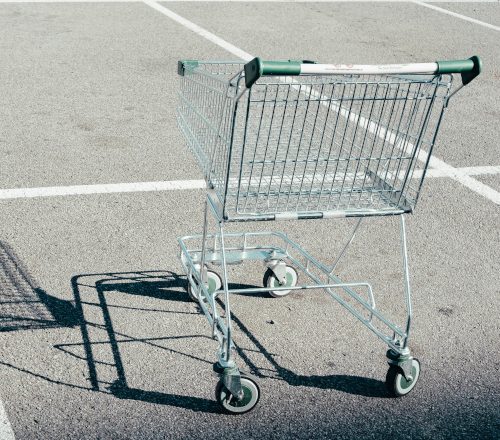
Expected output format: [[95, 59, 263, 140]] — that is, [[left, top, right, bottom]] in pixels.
[[179, 201, 414, 362]]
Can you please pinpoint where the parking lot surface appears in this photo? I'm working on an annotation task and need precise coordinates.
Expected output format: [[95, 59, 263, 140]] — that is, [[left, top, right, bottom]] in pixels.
[[0, 1, 499, 439]]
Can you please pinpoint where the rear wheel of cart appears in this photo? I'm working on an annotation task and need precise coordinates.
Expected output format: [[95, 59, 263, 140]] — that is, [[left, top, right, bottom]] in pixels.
[[386, 358, 420, 397], [263, 265, 298, 298], [216, 373, 260, 415], [187, 270, 222, 302]]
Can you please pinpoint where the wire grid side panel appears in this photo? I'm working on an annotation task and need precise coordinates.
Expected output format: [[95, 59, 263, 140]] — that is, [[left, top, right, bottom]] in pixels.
[[177, 65, 241, 187], [401, 76, 451, 205], [224, 74, 448, 217], [177, 63, 247, 201], [209, 94, 240, 202]]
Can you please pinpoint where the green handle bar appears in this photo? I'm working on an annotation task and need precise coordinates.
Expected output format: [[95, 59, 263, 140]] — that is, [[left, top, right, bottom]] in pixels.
[[243, 56, 482, 88]]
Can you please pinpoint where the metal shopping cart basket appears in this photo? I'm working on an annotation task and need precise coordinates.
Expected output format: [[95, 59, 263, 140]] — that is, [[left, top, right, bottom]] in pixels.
[[176, 56, 481, 414]]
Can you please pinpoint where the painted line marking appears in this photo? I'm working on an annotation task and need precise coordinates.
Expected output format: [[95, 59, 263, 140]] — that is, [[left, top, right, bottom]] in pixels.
[[0, 399, 15, 440], [0, 180, 206, 199], [2, 0, 500, 2], [144, 0, 500, 206], [142, 0, 252, 60], [423, 155, 500, 205], [0, 167, 498, 200], [413, 1, 500, 32], [0, 0, 136, 2]]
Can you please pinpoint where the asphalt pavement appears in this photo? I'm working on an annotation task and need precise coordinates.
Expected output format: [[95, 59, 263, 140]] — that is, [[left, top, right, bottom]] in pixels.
[[0, 1, 499, 439]]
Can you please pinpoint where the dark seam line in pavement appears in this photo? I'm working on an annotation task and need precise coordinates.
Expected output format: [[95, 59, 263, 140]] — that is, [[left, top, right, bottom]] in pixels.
[[54, 344, 117, 367], [0, 316, 60, 325], [0, 300, 45, 304], [53, 345, 94, 363]]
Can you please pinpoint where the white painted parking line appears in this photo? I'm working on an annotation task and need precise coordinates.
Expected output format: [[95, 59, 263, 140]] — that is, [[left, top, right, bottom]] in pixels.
[[0, 400, 15, 440], [0, 180, 206, 199], [0, 0, 135, 2], [143, 0, 252, 60], [2, 0, 500, 2], [0, 0, 136, 2], [424, 156, 500, 205], [416, 165, 500, 178], [0, 167, 498, 200], [413, 1, 500, 32]]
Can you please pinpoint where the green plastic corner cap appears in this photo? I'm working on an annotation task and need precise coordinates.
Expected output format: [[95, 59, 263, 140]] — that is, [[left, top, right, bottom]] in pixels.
[[178, 60, 199, 76], [436, 56, 482, 85], [244, 58, 302, 88], [244, 57, 263, 88], [462, 55, 482, 85]]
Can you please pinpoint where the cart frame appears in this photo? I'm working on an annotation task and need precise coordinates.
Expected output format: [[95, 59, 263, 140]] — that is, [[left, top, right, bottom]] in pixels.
[[176, 56, 481, 413]]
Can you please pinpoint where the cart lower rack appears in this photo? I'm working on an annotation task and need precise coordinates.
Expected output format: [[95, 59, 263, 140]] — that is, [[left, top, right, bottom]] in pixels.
[[176, 56, 481, 413]]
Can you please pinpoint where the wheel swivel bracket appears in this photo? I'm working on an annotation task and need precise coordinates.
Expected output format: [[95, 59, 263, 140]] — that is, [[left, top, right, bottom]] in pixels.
[[386, 349, 414, 382], [213, 363, 243, 401], [264, 251, 287, 285]]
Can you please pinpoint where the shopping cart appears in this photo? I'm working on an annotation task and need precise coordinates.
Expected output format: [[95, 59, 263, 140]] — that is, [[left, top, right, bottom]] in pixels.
[[176, 56, 481, 414]]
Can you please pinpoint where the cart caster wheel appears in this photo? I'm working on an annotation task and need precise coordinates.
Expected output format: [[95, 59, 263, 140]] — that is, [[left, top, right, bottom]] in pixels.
[[216, 373, 260, 415], [263, 265, 298, 298], [187, 270, 222, 302], [386, 358, 420, 397]]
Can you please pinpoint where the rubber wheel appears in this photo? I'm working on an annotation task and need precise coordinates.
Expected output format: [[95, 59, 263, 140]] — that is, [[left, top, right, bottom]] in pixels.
[[263, 265, 298, 298], [187, 270, 222, 302], [386, 358, 420, 397], [216, 374, 260, 415]]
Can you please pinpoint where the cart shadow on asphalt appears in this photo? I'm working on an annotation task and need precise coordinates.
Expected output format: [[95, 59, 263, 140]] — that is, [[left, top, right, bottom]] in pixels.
[[68, 270, 389, 412], [214, 297, 390, 399], [68, 270, 223, 413], [106, 379, 219, 413], [0, 244, 389, 413], [0, 240, 80, 332]]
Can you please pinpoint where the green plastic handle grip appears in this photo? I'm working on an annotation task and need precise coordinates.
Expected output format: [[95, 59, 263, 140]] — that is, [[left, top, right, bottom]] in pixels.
[[436, 55, 482, 85], [244, 58, 308, 88]]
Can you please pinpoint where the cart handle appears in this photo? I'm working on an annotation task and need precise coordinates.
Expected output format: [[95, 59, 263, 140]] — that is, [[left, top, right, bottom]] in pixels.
[[244, 56, 482, 88]]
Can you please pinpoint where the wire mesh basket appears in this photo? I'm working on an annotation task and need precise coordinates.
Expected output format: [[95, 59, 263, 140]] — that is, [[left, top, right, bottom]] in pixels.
[[177, 60, 458, 221]]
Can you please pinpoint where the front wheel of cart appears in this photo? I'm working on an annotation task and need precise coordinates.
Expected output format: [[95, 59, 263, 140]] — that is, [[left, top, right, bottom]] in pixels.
[[187, 270, 222, 302], [263, 265, 298, 298], [386, 358, 420, 397], [216, 374, 260, 415]]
